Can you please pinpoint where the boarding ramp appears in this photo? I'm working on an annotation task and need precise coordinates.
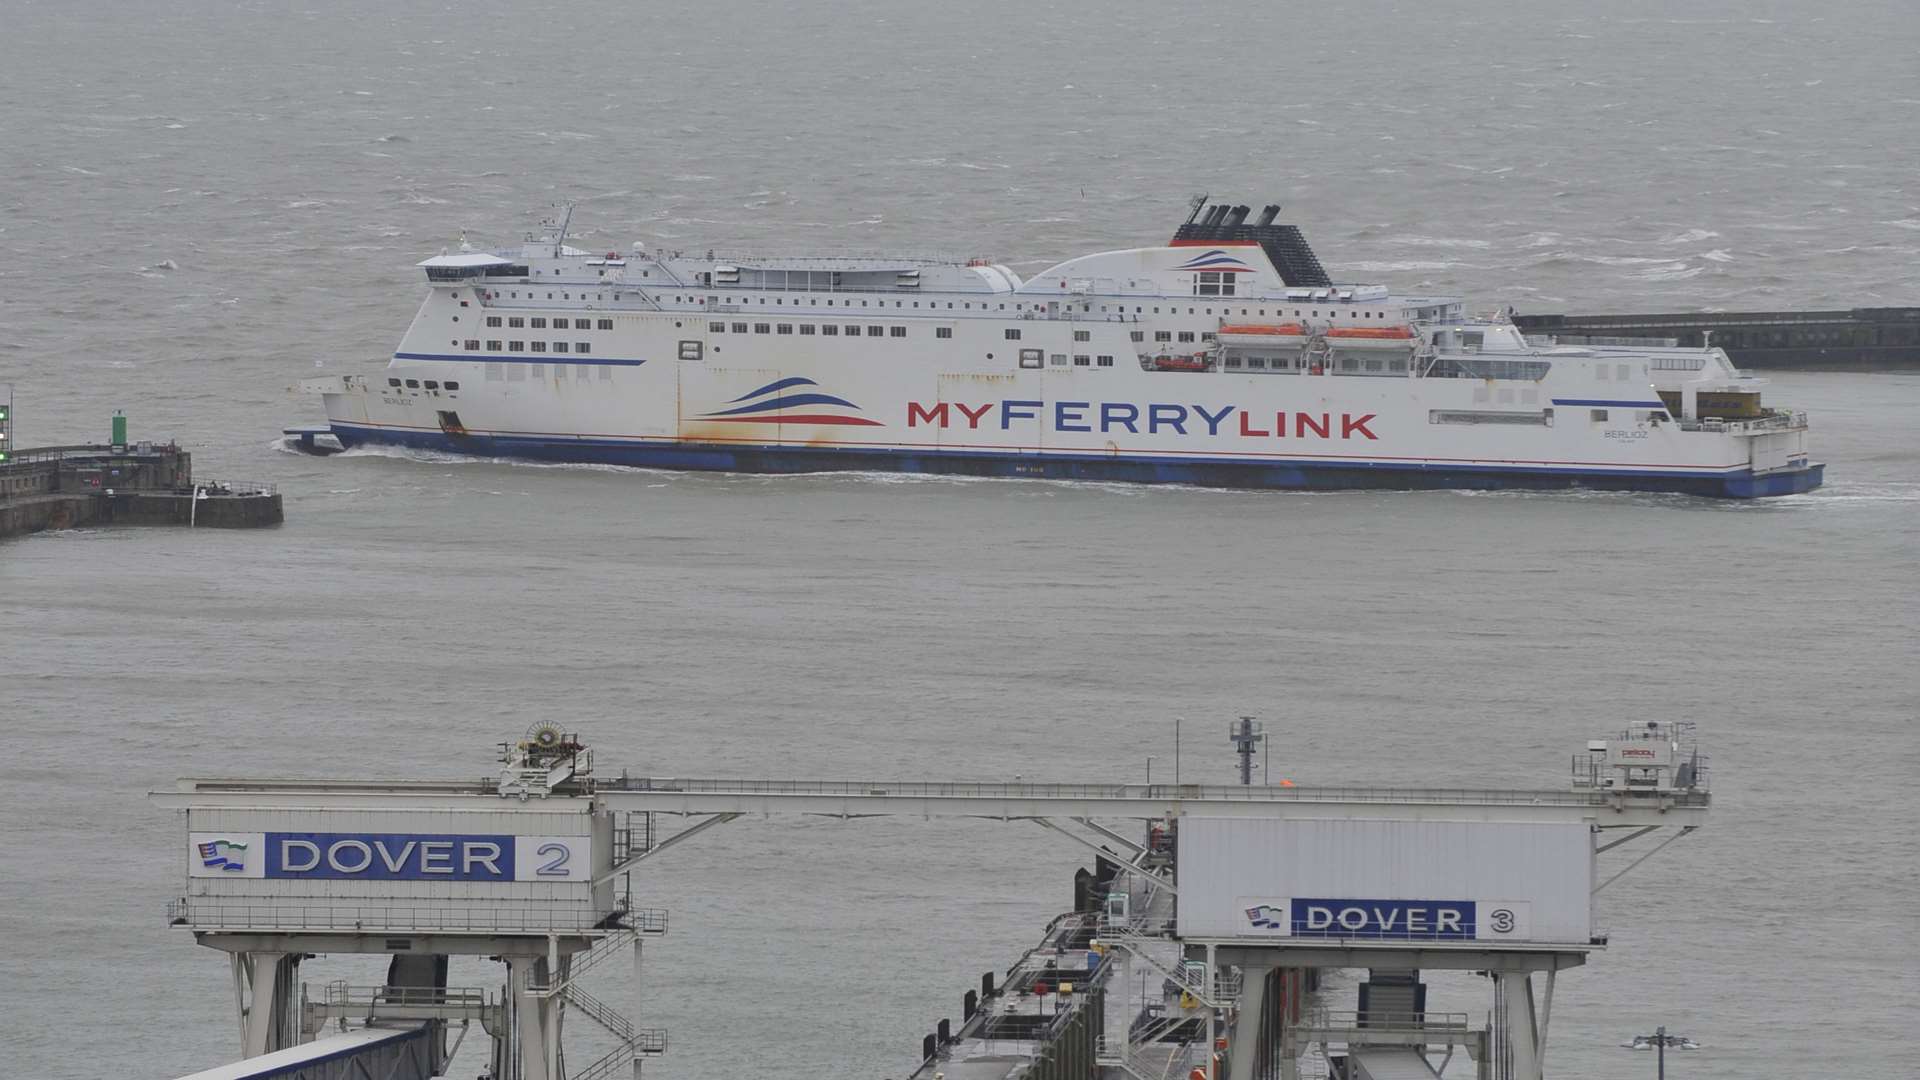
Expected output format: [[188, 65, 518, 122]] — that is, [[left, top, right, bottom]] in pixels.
[[172, 1025, 432, 1080], [1346, 1046, 1445, 1079]]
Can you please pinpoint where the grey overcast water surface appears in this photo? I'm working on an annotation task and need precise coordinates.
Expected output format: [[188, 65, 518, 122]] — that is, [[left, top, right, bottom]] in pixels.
[[1, 2, 1917, 1078]]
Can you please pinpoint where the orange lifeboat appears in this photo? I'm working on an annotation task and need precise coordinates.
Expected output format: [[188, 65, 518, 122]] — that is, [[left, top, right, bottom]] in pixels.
[[1325, 326, 1415, 340], [1325, 325, 1417, 349], [1218, 322, 1308, 337], [1152, 353, 1212, 372]]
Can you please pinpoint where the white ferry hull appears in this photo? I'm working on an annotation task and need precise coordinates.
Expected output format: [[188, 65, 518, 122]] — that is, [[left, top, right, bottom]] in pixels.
[[303, 202, 1823, 498], [310, 355, 1822, 498]]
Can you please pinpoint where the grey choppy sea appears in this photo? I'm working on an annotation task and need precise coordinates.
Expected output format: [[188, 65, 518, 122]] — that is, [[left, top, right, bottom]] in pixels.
[[1, 2, 1916, 1078]]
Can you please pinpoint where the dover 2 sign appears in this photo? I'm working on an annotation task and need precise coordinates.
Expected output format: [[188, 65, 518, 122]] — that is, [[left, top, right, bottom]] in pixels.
[[188, 832, 590, 882]]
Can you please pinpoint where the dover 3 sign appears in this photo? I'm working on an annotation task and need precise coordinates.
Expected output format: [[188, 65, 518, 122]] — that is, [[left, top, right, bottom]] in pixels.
[[1239, 897, 1533, 940]]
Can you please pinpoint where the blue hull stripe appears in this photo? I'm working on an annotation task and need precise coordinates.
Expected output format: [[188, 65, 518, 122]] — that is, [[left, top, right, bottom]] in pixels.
[[327, 423, 1823, 499], [394, 351, 649, 367]]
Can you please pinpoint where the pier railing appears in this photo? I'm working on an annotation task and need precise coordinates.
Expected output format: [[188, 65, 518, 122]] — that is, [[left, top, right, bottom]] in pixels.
[[166, 899, 663, 934]]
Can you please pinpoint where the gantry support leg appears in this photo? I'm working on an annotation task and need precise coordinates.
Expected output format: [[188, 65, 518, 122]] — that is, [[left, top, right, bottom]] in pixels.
[[232, 950, 301, 1058], [509, 955, 558, 1080], [1495, 972, 1544, 1080], [1227, 958, 1272, 1080]]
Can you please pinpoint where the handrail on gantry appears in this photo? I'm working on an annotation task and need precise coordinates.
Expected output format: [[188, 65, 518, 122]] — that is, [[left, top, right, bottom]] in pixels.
[[595, 775, 1710, 810]]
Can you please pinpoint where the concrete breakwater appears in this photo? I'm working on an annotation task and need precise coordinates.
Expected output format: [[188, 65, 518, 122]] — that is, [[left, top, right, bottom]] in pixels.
[[0, 444, 282, 539]]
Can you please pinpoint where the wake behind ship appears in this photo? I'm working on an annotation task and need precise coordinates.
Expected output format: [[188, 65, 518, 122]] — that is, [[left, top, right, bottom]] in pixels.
[[299, 200, 1822, 497]]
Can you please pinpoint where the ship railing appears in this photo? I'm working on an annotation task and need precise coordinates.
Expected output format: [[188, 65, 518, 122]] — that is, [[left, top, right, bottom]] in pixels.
[[1676, 410, 1806, 434], [599, 775, 1711, 808]]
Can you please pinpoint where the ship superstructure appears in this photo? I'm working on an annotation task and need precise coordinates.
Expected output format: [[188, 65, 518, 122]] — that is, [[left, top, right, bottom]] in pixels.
[[299, 200, 1822, 497]]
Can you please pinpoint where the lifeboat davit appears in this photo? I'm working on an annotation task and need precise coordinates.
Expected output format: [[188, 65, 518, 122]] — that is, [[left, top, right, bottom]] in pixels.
[[1325, 325, 1417, 348]]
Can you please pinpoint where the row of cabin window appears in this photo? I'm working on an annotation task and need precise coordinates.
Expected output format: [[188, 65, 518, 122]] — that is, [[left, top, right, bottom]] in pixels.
[[1004, 328, 1211, 344], [484, 363, 616, 382], [708, 322, 925, 338], [388, 377, 460, 391], [496, 289, 1402, 321], [466, 340, 591, 353], [485, 316, 615, 330], [1223, 356, 1409, 373], [1017, 349, 1116, 368]]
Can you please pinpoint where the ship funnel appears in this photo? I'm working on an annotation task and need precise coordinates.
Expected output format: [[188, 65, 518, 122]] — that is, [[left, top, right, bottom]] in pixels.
[[1226, 205, 1251, 226], [1256, 204, 1280, 226], [1204, 204, 1230, 227]]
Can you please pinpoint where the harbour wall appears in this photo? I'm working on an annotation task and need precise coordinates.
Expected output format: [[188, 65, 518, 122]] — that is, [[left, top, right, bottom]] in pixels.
[[1514, 306, 1920, 370], [0, 445, 282, 539]]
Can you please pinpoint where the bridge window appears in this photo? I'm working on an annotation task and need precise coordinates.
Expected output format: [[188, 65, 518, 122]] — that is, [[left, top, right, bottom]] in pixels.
[[572, 318, 589, 330], [387, 377, 402, 387], [867, 325, 884, 336], [844, 325, 861, 336], [531, 317, 547, 329], [822, 325, 839, 336], [598, 318, 614, 330], [799, 324, 816, 335], [486, 316, 502, 327], [423, 380, 439, 390], [405, 379, 419, 388], [508, 317, 524, 328], [777, 323, 793, 335], [731, 322, 747, 333], [754, 323, 770, 333]]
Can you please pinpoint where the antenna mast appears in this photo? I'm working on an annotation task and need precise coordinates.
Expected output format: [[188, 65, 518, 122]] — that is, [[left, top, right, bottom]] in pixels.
[[553, 201, 575, 258]]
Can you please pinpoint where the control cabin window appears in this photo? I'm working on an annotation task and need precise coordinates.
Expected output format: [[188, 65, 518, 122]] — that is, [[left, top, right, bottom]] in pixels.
[[1194, 271, 1235, 297]]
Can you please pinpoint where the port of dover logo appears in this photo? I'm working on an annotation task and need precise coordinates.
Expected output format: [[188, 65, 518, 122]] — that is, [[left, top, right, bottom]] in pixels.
[[197, 838, 248, 872], [699, 376, 882, 426], [1245, 903, 1286, 929]]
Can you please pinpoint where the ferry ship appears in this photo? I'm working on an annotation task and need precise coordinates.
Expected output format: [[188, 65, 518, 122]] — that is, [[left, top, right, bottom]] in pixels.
[[298, 200, 1823, 497]]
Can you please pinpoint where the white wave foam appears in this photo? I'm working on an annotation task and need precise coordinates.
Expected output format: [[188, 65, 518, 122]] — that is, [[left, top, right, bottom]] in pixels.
[[1661, 228, 1720, 244]]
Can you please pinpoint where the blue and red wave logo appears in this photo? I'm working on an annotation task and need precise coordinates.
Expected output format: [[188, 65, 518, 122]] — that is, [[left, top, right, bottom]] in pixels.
[[1172, 249, 1255, 273], [699, 376, 883, 426]]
